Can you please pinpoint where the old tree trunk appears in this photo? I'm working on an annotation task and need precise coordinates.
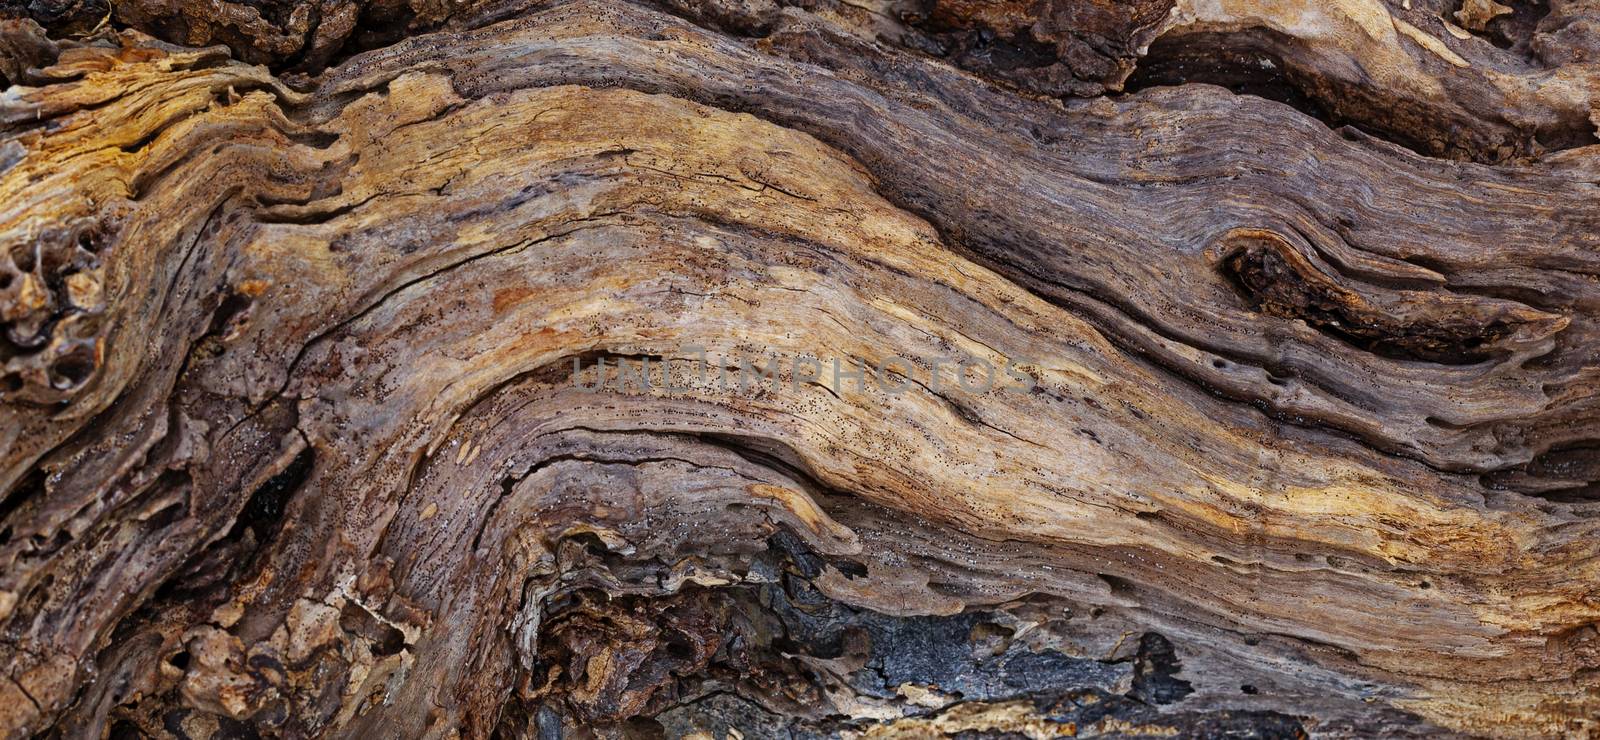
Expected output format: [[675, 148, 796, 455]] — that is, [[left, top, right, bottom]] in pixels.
[[2, 0, 1600, 736]]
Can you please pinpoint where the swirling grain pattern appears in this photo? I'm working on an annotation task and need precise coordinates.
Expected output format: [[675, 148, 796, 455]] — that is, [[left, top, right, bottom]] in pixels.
[[0, 0, 1598, 737]]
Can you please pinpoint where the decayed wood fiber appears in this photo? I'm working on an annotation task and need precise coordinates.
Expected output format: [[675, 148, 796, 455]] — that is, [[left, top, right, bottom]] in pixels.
[[0, 0, 1598, 737]]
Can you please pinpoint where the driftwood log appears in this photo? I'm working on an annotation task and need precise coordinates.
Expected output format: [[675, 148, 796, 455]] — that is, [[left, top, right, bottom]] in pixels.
[[1, 0, 1599, 736]]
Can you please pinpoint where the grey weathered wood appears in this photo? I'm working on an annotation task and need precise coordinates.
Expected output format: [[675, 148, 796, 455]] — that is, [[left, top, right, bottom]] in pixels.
[[1, 1, 1598, 736]]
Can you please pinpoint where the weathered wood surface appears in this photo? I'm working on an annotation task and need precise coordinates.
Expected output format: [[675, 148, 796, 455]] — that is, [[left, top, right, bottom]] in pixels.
[[0, 0, 1598, 737]]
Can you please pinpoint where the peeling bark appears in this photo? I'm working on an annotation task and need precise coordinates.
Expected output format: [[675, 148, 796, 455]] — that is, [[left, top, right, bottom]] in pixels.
[[1, 0, 1599, 737]]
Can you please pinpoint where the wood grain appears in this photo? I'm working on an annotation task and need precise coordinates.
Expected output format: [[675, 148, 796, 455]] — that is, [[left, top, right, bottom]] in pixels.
[[1, 0, 1598, 737]]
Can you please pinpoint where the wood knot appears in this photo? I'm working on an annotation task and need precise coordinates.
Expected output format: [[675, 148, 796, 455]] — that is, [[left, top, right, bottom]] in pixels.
[[1215, 228, 1568, 365]]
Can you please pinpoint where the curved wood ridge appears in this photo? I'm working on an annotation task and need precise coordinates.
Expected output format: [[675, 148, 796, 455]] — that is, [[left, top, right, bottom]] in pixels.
[[1, 0, 1598, 737]]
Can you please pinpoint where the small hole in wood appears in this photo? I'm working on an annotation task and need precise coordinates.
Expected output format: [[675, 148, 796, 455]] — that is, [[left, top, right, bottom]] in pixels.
[[51, 350, 95, 388], [10, 245, 35, 273]]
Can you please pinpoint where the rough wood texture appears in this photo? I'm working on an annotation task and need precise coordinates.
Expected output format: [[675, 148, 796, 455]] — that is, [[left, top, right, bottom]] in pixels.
[[1, 0, 1598, 737]]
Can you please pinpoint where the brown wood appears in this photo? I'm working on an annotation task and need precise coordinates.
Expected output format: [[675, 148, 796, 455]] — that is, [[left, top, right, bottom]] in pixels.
[[1, 0, 1598, 736]]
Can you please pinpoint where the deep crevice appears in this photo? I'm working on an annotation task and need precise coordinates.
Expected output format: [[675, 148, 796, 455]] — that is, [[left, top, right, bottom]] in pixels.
[[225, 446, 315, 543]]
